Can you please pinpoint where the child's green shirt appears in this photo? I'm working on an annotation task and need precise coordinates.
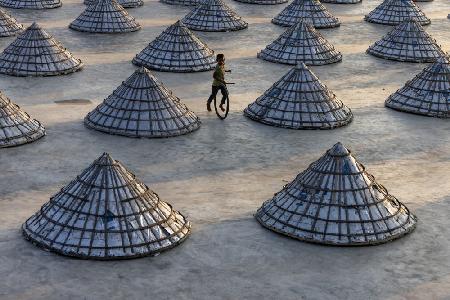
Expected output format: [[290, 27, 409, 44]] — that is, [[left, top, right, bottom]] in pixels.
[[212, 64, 225, 86]]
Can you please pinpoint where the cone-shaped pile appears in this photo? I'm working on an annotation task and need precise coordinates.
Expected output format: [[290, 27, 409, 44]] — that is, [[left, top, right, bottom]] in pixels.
[[367, 19, 444, 63], [84, 0, 143, 8], [0, 8, 23, 37], [365, 0, 430, 26], [70, 0, 141, 33], [85, 67, 201, 138], [181, 0, 248, 32], [0, 23, 83, 77], [255, 142, 418, 246], [386, 56, 449, 117], [244, 63, 352, 129], [272, 0, 340, 29], [234, 0, 287, 5], [0, 90, 45, 148], [22, 153, 191, 260], [258, 19, 342, 66], [132, 21, 216, 72], [322, 0, 361, 3], [0, 0, 60, 9], [160, 0, 202, 5]]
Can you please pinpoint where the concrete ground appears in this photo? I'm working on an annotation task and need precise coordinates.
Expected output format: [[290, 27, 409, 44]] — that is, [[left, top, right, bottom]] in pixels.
[[0, 0, 449, 299]]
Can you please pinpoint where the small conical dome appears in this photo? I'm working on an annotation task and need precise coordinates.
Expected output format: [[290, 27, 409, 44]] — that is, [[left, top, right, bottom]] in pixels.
[[386, 55, 450, 117], [70, 0, 141, 33], [365, 0, 430, 26], [22, 153, 191, 259], [181, 0, 248, 32], [0, 0, 60, 8], [255, 142, 418, 246], [132, 20, 216, 72], [234, 0, 287, 5], [367, 19, 444, 63], [85, 67, 201, 138], [160, 0, 201, 5], [84, 0, 143, 8], [0, 23, 83, 77], [272, 0, 340, 29], [258, 19, 342, 66], [321, 0, 361, 3], [0, 90, 45, 148], [244, 63, 352, 129], [0, 8, 23, 37]]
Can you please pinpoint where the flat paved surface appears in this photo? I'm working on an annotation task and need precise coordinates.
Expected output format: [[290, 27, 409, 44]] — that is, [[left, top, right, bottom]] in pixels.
[[0, 0, 449, 299]]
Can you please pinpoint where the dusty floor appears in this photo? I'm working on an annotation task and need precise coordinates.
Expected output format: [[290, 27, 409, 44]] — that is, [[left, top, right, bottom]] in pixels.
[[0, 0, 450, 299]]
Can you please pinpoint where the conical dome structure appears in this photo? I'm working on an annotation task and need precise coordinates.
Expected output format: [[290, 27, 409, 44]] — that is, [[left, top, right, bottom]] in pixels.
[[385, 56, 450, 117], [132, 21, 216, 72], [0, 8, 23, 37], [244, 63, 352, 129], [258, 19, 342, 66], [70, 0, 141, 33], [0, 0, 60, 9], [272, 0, 340, 29], [255, 142, 418, 246], [0, 23, 83, 77], [85, 67, 201, 138], [367, 19, 444, 63], [365, 0, 430, 26], [234, 0, 287, 5], [0, 90, 45, 148], [160, 0, 201, 5], [181, 0, 248, 32], [22, 153, 191, 260], [321, 0, 361, 3], [84, 0, 143, 8]]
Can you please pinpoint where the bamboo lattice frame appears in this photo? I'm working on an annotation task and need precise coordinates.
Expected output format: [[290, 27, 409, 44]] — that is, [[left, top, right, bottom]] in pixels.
[[84, 0, 143, 8], [0, 23, 83, 77], [255, 142, 418, 246], [0, 8, 23, 37], [244, 63, 353, 129], [132, 20, 216, 72], [181, 0, 248, 32], [272, 0, 341, 29], [84, 67, 201, 138], [0, 90, 46, 148], [233, 0, 287, 5], [365, 0, 430, 26], [70, 0, 141, 33], [0, 0, 60, 9], [385, 55, 449, 118], [23, 153, 192, 260], [367, 19, 445, 63], [258, 19, 342, 66]]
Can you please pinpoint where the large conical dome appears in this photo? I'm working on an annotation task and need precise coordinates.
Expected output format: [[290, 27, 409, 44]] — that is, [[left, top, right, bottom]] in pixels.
[[365, 0, 430, 26], [70, 0, 141, 33], [22, 153, 191, 260], [0, 0, 60, 9], [0, 8, 23, 37], [272, 0, 340, 29], [132, 20, 216, 72], [0, 23, 83, 77], [244, 63, 352, 129], [255, 142, 418, 246], [386, 56, 449, 117], [367, 19, 444, 63], [234, 0, 287, 5], [258, 19, 342, 66], [181, 0, 248, 32], [84, 0, 143, 8], [0, 90, 45, 148], [85, 67, 201, 138]]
